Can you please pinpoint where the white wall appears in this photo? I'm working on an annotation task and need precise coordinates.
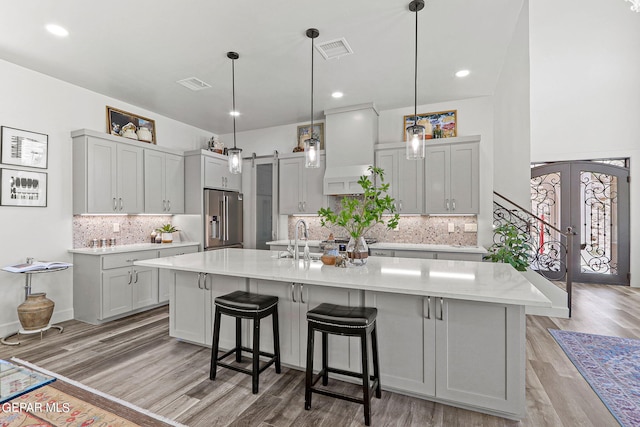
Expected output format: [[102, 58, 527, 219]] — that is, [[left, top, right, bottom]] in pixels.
[[0, 59, 214, 336], [493, 0, 531, 208], [529, 0, 640, 286]]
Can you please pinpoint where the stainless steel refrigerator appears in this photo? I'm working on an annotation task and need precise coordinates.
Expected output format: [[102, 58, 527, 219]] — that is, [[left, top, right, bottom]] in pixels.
[[204, 189, 243, 250]]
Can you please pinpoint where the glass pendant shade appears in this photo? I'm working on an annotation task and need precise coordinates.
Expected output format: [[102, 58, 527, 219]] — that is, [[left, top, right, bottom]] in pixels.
[[228, 147, 242, 174], [406, 124, 426, 160], [304, 137, 320, 168]]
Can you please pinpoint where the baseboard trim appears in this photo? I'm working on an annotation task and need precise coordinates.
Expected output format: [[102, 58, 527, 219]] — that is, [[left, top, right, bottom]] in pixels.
[[0, 308, 74, 338]]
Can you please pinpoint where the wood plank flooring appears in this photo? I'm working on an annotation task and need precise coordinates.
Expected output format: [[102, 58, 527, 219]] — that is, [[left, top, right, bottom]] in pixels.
[[1, 282, 635, 426]]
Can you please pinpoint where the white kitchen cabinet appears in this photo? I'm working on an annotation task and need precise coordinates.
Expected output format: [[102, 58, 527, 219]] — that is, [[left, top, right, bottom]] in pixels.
[[249, 279, 361, 371], [144, 151, 185, 214], [157, 245, 199, 303], [205, 156, 242, 192], [170, 271, 246, 346], [425, 142, 479, 214], [375, 148, 423, 214], [365, 292, 524, 416], [102, 264, 157, 318], [278, 154, 326, 215]]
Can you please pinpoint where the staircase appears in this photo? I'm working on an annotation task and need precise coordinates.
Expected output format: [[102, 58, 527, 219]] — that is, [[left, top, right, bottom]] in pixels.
[[493, 192, 574, 318]]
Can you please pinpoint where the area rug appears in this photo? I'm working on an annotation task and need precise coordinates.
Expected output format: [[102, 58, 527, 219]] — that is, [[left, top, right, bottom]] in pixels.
[[2, 358, 186, 427], [549, 329, 640, 427]]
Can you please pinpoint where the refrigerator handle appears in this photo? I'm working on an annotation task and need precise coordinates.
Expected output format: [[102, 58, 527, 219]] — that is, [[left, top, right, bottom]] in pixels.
[[225, 195, 230, 240], [219, 199, 225, 241]]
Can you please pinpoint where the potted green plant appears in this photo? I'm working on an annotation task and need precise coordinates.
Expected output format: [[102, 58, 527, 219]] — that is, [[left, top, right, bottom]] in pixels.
[[156, 224, 179, 243], [483, 223, 532, 271], [318, 166, 399, 265]]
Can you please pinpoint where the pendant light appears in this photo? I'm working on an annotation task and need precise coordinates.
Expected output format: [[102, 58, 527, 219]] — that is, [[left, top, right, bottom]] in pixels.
[[305, 28, 320, 168], [406, 0, 426, 160], [227, 51, 243, 174]]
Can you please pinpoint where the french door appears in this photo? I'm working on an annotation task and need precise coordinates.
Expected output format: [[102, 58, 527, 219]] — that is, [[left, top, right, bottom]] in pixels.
[[531, 161, 630, 285]]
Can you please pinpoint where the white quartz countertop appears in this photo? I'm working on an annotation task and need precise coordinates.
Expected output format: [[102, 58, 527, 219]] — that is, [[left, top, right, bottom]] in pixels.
[[266, 240, 487, 254], [68, 242, 200, 255], [135, 248, 549, 307]]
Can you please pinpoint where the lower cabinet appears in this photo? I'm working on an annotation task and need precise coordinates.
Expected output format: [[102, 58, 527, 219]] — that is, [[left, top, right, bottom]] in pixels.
[[101, 265, 157, 319], [170, 271, 246, 347], [157, 246, 199, 303], [365, 291, 525, 417]]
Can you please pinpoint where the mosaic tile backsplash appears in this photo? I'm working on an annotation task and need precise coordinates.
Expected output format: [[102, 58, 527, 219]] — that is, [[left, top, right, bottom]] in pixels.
[[73, 215, 174, 248], [289, 215, 477, 245]]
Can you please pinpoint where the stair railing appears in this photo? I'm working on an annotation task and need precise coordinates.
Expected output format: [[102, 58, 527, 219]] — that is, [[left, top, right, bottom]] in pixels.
[[492, 191, 575, 317]]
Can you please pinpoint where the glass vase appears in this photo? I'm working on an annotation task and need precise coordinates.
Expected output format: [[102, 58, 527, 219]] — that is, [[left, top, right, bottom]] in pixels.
[[346, 236, 369, 266]]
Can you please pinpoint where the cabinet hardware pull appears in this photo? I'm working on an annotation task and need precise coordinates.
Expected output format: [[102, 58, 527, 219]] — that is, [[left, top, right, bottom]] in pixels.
[[399, 200, 403, 211], [119, 197, 123, 211], [291, 283, 297, 303], [445, 199, 450, 210], [168, 200, 171, 212], [452, 199, 456, 210], [302, 201, 306, 211], [202, 273, 209, 290], [438, 298, 444, 320], [113, 198, 117, 211], [300, 284, 305, 304], [197, 272, 203, 289], [425, 296, 431, 319], [127, 271, 132, 285], [133, 270, 139, 283]]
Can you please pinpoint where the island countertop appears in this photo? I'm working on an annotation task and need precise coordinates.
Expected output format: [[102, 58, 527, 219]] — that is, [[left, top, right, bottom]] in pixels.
[[135, 248, 550, 307]]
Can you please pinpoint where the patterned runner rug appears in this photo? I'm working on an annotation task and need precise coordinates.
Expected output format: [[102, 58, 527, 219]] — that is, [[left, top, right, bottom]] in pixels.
[[1, 358, 185, 427], [549, 329, 640, 427]]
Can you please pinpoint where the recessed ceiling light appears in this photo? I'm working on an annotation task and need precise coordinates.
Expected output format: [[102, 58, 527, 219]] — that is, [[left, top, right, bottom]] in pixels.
[[230, 111, 240, 116], [455, 69, 470, 78], [45, 24, 69, 37], [331, 91, 344, 98]]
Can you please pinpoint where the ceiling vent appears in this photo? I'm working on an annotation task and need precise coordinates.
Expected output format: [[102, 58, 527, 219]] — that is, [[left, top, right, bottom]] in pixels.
[[177, 77, 212, 91], [315, 38, 353, 60]]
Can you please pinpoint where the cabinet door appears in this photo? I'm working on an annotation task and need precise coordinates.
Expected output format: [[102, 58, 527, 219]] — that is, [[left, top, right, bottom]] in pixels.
[[397, 153, 424, 214], [165, 153, 185, 213], [117, 144, 144, 213], [171, 271, 209, 344], [225, 169, 242, 192], [435, 299, 525, 415], [250, 279, 300, 366], [374, 150, 397, 202], [365, 291, 436, 396], [144, 150, 165, 213], [87, 137, 117, 213], [132, 266, 158, 309], [204, 157, 227, 190], [279, 158, 303, 215], [158, 246, 198, 303], [449, 142, 479, 214], [302, 155, 326, 213], [101, 267, 133, 319], [425, 146, 450, 214]]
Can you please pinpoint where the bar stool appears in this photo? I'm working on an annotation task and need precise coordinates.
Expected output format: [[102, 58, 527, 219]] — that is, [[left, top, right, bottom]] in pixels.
[[304, 303, 381, 426], [209, 290, 281, 394]]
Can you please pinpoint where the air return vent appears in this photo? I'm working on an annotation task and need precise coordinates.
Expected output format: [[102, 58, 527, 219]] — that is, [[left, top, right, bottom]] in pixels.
[[315, 38, 353, 60], [177, 77, 212, 91]]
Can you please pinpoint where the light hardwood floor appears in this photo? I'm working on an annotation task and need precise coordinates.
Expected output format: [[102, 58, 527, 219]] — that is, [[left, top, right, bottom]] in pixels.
[[1, 282, 634, 426]]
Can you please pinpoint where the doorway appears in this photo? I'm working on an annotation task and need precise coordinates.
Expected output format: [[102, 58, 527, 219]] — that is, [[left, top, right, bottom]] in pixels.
[[246, 155, 279, 250], [531, 160, 630, 285]]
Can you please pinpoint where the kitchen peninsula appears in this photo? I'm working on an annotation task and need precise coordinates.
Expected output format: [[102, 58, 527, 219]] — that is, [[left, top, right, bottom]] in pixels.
[[135, 248, 550, 419]]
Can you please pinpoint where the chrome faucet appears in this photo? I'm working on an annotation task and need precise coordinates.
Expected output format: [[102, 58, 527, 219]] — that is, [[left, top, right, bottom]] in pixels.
[[293, 219, 309, 261]]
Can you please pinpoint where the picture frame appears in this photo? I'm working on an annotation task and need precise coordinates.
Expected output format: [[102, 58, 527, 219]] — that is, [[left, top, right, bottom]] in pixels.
[[296, 123, 324, 151], [0, 168, 47, 207], [106, 106, 156, 144], [403, 110, 457, 141], [1, 126, 48, 169]]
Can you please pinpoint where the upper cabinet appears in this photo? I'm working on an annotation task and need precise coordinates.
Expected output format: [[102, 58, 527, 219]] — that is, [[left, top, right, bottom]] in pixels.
[[204, 155, 241, 192], [144, 151, 185, 214], [425, 141, 479, 214], [375, 148, 424, 214], [279, 153, 326, 215], [72, 129, 184, 215]]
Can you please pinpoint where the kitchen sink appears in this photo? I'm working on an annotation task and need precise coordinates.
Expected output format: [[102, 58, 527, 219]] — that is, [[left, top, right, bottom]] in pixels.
[[277, 251, 323, 261]]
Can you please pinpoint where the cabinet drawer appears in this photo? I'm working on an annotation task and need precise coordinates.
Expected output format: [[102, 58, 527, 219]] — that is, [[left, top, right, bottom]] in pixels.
[[370, 249, 395, 257], [158, 246, 198, 257], [102, 250, 157, 270], [394, 250, 437, 259]]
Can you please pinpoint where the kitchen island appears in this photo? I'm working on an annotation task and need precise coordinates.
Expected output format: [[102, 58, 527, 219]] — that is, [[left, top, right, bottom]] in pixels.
[[135, 248, 550, 420]]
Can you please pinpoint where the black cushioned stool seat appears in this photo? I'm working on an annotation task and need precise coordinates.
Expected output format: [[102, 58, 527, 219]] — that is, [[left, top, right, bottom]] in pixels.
[[305, 303, 381, 426], [210, 290, 281, 394]]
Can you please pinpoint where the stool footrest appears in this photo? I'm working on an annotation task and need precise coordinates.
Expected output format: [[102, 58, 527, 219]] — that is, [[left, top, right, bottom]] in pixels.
[[216, 346, 277, 376]]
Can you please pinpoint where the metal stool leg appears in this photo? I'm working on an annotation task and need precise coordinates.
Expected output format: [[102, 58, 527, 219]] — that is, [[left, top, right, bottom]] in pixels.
[[321, 331, 329, 386], [236, 317, 243, 362], [210, 309, 222, 380], [361, 331, 371, 426], [304, 323, 315, 410], [252, 315, 261, 394], [272, 306, 282, 374], [371, 323, 382, 398]]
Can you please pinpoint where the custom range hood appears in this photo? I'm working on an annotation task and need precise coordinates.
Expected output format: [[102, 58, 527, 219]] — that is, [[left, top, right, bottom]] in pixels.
[[323, 103, 378, 195]]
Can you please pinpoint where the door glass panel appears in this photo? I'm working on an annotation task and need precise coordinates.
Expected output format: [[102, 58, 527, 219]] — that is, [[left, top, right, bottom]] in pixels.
[[530, 172, 563, 274], [580, 171, 618, 275]]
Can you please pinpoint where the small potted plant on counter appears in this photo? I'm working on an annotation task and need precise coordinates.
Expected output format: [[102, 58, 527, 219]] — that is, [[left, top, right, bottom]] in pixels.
[[317, 166, 399, 266], [156, 224, 179, 243]]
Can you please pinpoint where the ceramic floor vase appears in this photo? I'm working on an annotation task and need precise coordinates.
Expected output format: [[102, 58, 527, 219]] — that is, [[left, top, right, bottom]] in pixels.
[[17, 292, 54, 330]]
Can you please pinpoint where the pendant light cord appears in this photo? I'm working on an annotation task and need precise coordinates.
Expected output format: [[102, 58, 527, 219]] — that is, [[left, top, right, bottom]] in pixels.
[[414, 4, 418, 121], [232, 58, 237, 150], [310, 35, 314, 132]]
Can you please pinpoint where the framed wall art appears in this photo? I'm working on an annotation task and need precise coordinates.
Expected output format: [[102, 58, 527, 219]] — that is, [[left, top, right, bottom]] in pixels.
[[106, 106, 156, 144], [403, 110, 457, 141], [0, 168, 47, 207], [1, 126, 48, 169], [296, 123, 324, 152]]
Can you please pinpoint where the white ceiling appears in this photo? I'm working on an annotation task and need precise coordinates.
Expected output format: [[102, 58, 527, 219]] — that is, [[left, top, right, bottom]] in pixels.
[[0, 0, 524, 134]]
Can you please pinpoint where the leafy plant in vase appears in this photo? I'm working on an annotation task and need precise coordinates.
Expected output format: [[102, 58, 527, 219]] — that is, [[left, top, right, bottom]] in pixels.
[[156, 224, 179, 243], [483, 223, 532, 271], [318, 166, 399, 265]]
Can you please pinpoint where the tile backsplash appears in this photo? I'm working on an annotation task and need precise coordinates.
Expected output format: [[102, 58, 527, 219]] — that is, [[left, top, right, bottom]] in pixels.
[[289, 215, 477, 245], [73, 215, 173, 248]]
